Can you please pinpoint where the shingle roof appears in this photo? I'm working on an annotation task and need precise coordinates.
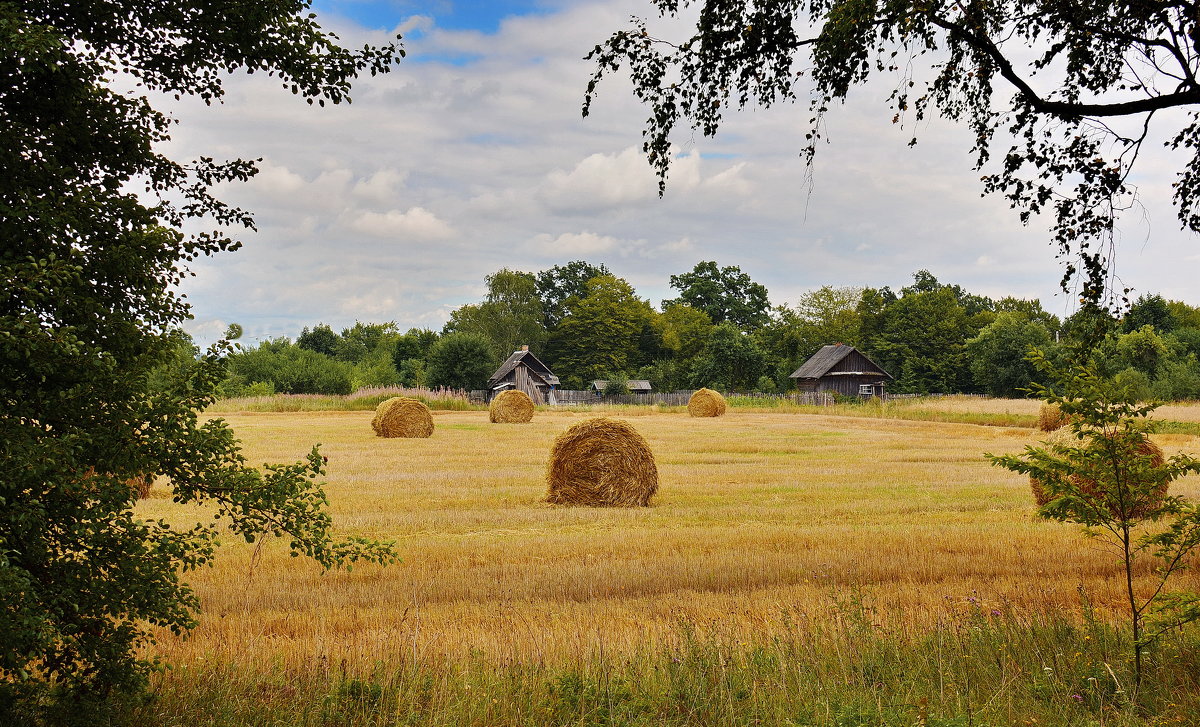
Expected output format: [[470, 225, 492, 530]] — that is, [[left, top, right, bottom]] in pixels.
[[486, 349, 559, 386], [592, 379, 653, 391], [789, 344, 892, 379]]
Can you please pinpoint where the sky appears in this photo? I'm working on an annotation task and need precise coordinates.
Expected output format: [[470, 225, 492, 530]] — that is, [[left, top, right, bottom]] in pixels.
[[162, 0, 1200, 347]]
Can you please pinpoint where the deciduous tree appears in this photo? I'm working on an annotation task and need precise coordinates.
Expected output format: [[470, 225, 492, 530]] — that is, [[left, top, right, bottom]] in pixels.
[[1, 1, 401, 719], [584, 0, 1200, 305], [664, 261, 770, 331]]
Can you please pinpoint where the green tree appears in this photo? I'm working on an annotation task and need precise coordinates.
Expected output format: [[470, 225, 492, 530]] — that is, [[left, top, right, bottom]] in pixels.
[[858, 273, 987, 393], [585, 1, 1200, 306], [1123, 294, 1177, 334], [297, 323, 340, 357], [664, 261, 770, 331], [659, 303, 714, 362], [990, 361, 1200, 691], [964, 312, 1053, 397], [690, 322, 769, 391], [535, 260, 611, 329], [335, 321, 399, 364], [0, 1, 401, 719], [548, 275, 655, 389], [426, 332, 495, 391], [446, 269, 546, 361]]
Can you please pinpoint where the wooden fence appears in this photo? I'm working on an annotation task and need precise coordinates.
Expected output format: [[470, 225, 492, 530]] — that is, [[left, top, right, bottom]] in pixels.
[[547, 390, 835, 407]]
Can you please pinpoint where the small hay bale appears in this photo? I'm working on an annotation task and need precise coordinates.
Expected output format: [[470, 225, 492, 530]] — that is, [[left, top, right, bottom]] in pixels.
[[372, 396, 434, 438], [489, 389, 535, 423], [546, 418, 658, 507], [687, 388, 726, 418], [1030, 429, 1168, 517], [130, 474, 154, 500], [1037, 403, 1070, 432]]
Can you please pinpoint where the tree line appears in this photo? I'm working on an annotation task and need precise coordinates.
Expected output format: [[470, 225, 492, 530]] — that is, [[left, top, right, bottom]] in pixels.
[[202, 263, 1200, 400]]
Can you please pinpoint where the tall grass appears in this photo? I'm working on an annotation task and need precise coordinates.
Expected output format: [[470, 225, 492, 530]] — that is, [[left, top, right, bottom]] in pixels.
[[208, 385, 483, 412], [143, 599, 1200, 726]]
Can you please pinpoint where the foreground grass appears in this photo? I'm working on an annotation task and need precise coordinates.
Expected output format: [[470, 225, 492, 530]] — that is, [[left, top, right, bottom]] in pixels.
[[144, 608, 1200, 726], [137, 409, 1200, 725]]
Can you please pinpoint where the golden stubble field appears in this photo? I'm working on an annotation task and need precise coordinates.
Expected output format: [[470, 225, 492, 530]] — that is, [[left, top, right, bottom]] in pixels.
[[138, 407, 1200, 673]]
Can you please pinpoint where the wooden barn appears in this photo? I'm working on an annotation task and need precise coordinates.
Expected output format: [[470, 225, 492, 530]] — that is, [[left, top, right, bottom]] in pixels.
[[789, 344, 892, 398], [486, 346, 559, 403]]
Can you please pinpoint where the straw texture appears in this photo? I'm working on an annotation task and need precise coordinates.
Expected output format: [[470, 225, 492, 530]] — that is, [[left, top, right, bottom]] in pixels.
[[546, 417, 658, 507], [1029, 429, 1167, 517], [372, 397, 434, 438], [489, 389, 535, 423], [1037, 403, 1070, 432], [687, 388, 726, 418]]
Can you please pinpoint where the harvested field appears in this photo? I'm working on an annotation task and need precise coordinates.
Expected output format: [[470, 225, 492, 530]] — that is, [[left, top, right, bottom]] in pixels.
[[140, 408, 1200, 674]]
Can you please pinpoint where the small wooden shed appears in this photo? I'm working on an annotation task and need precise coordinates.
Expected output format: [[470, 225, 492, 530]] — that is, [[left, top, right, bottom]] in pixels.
[[486, 347, 559, 403], [789, 344, 892, 398], [592, 379, 653, 396]]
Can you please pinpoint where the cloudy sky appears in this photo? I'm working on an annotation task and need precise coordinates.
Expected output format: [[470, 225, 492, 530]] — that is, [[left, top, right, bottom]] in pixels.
[[162, 0, 1200, 346]]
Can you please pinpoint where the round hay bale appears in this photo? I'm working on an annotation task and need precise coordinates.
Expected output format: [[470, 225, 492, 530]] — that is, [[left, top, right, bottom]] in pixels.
[[687, 388, 727, 418], [1030, 429, 1168, 517], [489, 389, 535, 423], [371, 396, 434, 438], [546, 418, 658, 507], [1037, 403, 1070, 432], [1029, 427, 1076, 507]]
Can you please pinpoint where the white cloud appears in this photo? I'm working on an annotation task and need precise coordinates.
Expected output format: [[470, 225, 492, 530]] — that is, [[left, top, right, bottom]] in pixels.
[[160, 0, 1196, 346], [347, 207, 455, 240]]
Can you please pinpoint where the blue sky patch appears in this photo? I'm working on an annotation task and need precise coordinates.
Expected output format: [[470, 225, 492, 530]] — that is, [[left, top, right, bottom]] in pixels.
[[312, 0, 551, 33]]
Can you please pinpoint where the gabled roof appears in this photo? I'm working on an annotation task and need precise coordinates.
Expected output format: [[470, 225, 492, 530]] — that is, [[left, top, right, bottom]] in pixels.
[[593, 379, 653, 392], [487, 349, 559, 386], [789, 344, 893, 380]]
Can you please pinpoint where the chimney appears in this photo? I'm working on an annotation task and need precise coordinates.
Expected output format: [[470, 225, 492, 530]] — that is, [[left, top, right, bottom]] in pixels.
[[521, 345, 529, 352]]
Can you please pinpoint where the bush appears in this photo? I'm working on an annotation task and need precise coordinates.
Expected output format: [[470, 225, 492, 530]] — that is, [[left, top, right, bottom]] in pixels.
[[426, 332, 495, 390]]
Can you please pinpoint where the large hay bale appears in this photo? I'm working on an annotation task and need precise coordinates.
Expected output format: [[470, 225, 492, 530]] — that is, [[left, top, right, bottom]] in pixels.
[[1030, 429, 1167, 517], [1037, 403, 1070, 432], [1028, 428, 1075, 507], [489, 389, 535, 423], [687, 388, 727, 418], [372, 396, 434, 438], [546, 418, 658, 507]]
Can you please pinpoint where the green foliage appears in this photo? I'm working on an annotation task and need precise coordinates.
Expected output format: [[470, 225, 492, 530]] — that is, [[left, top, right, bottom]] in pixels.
[[964, 312, 1053, 397], [227, 340, 354, 395], [658, 303, 713, 361], [0, 0, 402, 719], [426, 332, 495, 391], [584, 0, 1200, 306], [1124, 295, 1176, 334], [446, 269, 545, 361], [663, 260, 770, 332], [690, 322, 768, 391], [547, 275, 655, 389], [535, 260, 611, 329], [989, 358, 1200, 689], [297, 323, 339, 357], [858, 272, 988, 394], [1116, 325, 1170, 375], [335, 321, 399, 364], [601, 373, 632, 396]]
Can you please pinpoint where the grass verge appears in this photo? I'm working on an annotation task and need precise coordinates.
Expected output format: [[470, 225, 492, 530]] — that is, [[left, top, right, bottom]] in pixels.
[[141, 606, 1200, 726]]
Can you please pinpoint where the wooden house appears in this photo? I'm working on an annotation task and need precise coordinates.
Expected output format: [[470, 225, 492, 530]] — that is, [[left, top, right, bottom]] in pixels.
[[486, 346, 559, 403], [789, 344, 892, 398], [591, 379, 653, 396]]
